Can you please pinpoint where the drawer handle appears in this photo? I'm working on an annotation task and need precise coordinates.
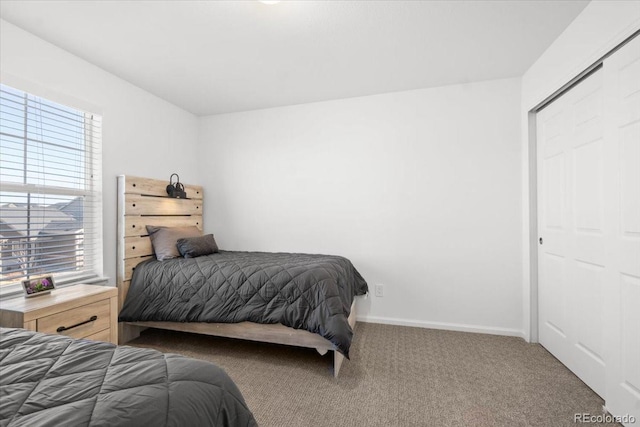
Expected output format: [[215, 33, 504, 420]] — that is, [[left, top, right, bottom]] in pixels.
[[56, 315, 98, 333]]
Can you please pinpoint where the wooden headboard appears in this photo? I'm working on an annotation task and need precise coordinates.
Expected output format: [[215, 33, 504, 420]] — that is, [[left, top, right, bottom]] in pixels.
[[116, 175, 203, 341]]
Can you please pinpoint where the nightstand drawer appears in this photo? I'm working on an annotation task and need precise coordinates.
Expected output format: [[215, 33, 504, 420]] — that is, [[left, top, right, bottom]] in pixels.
[[37, 299, 111, 339]]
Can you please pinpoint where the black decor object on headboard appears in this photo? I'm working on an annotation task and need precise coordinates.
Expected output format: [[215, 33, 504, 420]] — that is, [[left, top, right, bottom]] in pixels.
[[166, 173, 187, 198]]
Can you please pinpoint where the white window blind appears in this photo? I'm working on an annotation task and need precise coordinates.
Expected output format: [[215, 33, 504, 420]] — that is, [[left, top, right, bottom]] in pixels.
[[0, 84, 102, 288]]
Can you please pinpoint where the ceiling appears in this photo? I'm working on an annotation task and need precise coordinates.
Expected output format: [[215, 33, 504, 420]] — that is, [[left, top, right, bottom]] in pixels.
[[0, 0, 589, 116]]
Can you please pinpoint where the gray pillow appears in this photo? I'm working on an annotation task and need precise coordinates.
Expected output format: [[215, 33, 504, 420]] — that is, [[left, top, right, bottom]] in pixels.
[[177, 234, 219, 258], [146, 225, 202, 260]]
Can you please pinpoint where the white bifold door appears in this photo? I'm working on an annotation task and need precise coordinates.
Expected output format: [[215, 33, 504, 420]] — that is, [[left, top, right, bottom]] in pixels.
[[602, 35, 640, 424], [537, 35, 639, 424], [537, 65, 607, 397]]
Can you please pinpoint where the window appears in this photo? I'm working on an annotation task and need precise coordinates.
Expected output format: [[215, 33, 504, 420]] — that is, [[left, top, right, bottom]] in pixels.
[[0, 84, 102, 288]]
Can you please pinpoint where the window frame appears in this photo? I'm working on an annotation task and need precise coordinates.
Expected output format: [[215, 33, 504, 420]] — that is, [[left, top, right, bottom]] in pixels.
[[0, 84, 104, 296]]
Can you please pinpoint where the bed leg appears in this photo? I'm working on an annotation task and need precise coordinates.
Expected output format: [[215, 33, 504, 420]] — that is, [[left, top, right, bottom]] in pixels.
[[332, 300, 356, 377], [333, 350, 344, 378], [119, 323, 145, 344]]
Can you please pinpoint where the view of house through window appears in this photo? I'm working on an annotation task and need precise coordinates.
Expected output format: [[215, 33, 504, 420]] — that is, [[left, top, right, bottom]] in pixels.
[[0, 84, 102, 287]]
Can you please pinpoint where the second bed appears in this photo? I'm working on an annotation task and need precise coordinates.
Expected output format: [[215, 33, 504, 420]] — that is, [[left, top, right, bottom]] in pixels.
[[117, 175, 368, 376]]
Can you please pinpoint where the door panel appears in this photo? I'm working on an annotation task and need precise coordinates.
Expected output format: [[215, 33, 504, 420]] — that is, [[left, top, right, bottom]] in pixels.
[[620, 123, 640, 234], [603, 35, 640, 425], [538, 67, 607, 397], [620, 274, 640, 391], [573, 139, 603, 231], [543, 154, 566, 229], [541, 253, 567, 335], [573, 260, 605, 362]]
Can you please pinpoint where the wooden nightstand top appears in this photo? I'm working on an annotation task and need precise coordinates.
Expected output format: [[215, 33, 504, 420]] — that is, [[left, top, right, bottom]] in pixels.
[[0, 284, 118, 322]]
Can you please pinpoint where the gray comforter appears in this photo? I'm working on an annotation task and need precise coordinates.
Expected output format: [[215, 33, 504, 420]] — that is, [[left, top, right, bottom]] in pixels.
[[119, 251, 369, 356], [0, 328, 257, 427]]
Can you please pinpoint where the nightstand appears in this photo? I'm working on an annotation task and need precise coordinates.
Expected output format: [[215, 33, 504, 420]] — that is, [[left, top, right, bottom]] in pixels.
[[0, 284, 118, 344]]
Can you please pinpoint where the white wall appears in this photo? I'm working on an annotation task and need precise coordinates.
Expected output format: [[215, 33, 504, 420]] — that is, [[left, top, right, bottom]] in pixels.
[[0, 20, 199, 284], [198, 78, 523, 336], [520, 1, 640, 341]]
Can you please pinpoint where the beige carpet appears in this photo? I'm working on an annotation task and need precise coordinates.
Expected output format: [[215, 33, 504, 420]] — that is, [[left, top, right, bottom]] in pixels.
[[128, 323, 619, 427]]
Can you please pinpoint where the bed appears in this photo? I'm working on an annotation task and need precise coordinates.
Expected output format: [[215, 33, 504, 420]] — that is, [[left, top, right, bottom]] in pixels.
[[116, 175, 368, 377], [0, 327, 257, 427]]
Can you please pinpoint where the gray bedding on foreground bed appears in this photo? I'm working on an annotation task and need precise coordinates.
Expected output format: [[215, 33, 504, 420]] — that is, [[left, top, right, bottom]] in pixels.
[[0, 328, 257, 427], [119, 251, 369, 357]]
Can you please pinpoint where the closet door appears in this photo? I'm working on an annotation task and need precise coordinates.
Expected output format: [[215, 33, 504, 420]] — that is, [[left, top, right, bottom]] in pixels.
[[537, 68, 607, 397], [603, 35, 640, 424]]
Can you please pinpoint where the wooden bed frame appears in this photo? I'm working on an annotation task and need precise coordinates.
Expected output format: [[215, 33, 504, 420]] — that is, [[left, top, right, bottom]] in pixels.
[[116, 175, 355, 377]]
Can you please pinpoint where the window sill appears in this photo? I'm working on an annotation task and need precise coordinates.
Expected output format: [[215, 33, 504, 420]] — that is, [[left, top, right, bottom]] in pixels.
[[0, 276, 111, 301]]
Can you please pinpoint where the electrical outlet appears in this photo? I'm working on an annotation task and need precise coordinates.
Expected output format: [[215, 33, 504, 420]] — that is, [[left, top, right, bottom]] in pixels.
[[375, 284, 384, 297]]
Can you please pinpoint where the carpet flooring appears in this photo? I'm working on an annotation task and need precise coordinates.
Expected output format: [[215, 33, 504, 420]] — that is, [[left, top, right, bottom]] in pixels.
[[128, 323, 619, 427]]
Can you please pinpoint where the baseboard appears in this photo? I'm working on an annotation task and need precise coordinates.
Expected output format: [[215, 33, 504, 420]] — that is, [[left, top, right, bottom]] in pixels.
[[356, 315, 526, 340]]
